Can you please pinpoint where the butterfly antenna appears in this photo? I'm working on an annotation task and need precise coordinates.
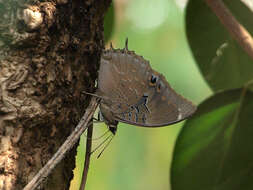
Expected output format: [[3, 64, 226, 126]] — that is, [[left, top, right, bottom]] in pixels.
[[124, 38, 129, 51], [90, 133, 112, 155], [93, 117, 104, 124], [84, 129, 110, 141], [92, 117, 99, 122], [97, 134, 114, 159], [82, 90, 104, 99], [82, 91, 114, 104]]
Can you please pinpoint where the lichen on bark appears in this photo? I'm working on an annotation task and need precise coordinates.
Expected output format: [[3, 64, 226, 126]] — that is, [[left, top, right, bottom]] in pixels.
[[0, 0, 111, 189]]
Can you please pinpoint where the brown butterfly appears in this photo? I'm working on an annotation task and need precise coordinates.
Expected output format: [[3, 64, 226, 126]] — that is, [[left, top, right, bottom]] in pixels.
[[96, 39, 196, 133]]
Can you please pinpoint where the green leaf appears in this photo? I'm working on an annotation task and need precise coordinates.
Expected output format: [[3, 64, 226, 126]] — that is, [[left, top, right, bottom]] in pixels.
[[104, 3, 114, 43], [171, 88, 253, 190], [186, 0, 253, 91]]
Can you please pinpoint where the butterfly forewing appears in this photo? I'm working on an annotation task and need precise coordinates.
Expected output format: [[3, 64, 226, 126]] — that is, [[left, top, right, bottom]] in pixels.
[[97, 49, 152, 113]]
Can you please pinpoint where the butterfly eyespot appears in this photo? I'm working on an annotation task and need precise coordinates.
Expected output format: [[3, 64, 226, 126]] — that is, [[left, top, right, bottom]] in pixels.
[[149, 74, 158, 86], [151, 75, 157, 83]]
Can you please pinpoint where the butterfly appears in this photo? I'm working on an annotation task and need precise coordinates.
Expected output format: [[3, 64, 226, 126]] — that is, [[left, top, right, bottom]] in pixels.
[[96, 39, 196, 133]]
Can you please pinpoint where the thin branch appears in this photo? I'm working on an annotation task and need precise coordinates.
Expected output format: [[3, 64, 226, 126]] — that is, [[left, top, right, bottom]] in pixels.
[[79, 125, 93, 190], [205, 0, 253, 60], [23, 97, 99, 190]]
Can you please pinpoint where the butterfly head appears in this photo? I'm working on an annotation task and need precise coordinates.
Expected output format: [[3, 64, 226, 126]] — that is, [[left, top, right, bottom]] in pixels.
[[99, 103, 119, 135]]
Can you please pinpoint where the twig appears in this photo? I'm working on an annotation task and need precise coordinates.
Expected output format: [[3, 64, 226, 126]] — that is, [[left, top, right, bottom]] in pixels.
[[205, 0, 253, 60], [79, 125, 93, 190], [23, 97, 99, 190]]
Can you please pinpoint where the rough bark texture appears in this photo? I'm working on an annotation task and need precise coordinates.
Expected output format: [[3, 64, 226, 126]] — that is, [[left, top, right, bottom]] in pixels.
[[0, 0, 111, 189]]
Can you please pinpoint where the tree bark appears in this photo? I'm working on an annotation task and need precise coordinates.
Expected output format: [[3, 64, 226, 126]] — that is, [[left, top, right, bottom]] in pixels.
[[0, 0, 111, 189]]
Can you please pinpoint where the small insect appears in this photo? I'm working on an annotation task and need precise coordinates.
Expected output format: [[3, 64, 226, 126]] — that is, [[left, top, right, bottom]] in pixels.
[[96, 39, 196, 133]]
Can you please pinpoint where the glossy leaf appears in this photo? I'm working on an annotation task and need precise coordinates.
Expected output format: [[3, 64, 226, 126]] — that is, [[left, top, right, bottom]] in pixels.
[[171, 87, 253, 190], [186, 0, 253, 91], [104, 3, 114, 42]]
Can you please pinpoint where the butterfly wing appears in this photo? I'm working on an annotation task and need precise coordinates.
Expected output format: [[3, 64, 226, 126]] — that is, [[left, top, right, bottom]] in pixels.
[[97, 46, 196, 127], [97, 48, 152, 113], [115, 74, 196, 127]]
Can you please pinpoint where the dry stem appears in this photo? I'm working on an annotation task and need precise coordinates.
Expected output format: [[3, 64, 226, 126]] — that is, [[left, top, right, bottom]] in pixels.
[[205, 0, 253, 60], [23, 97, 99, 190], [79, 125, 93, 190]]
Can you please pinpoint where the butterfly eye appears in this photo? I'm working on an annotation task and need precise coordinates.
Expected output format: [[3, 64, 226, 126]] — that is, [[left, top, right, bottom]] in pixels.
[[150, 74, 158, 86]]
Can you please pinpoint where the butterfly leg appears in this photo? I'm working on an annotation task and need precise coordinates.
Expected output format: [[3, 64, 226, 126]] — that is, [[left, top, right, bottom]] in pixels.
[[92, 117, 104, 123]]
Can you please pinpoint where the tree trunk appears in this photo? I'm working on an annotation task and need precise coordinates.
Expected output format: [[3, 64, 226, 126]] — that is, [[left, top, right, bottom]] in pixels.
[[0, 0, 111, 189]]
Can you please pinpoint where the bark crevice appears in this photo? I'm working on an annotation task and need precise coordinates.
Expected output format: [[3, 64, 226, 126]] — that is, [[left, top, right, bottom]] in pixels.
[[0, 0, 111, 189]]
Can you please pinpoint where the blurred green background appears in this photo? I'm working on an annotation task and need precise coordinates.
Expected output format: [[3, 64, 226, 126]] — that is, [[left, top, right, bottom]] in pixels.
[[70, 0, 212, 190]]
